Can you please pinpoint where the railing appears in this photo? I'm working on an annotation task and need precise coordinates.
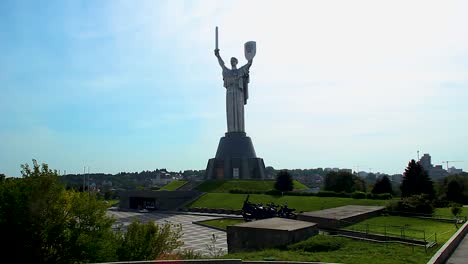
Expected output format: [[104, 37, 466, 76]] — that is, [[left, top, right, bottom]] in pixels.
[[337, 219, 439, 254]]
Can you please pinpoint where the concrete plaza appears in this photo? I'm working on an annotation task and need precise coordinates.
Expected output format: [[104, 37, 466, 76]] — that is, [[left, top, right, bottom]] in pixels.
[[108, 211, 227, 256]]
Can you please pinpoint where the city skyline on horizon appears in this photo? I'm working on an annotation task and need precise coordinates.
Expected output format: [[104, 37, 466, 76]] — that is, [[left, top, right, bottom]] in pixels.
[[1, 1, 467, 177]]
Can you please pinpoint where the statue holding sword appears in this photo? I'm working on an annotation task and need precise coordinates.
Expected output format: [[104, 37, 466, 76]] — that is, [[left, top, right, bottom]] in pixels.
[[214, 26, 256, 133]]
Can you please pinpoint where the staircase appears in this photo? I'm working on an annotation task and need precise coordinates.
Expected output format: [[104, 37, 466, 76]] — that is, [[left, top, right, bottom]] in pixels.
[[177, 180, 203, 191]]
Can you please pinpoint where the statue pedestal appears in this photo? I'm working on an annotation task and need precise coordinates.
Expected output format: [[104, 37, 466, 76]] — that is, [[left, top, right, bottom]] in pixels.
[[206, 132, 266, 179]]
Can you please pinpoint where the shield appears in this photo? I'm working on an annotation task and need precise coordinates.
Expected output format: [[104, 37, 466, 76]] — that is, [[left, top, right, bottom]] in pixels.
[[244, 41, 256, 60]]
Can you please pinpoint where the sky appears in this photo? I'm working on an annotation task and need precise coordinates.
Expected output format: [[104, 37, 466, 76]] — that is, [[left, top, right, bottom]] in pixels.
[[1, 0, 467, 177]]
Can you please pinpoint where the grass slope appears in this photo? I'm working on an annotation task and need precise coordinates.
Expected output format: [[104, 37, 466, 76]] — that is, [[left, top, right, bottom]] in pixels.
[[345, 215, 459, 243], [195, 180, 308, 193], [189, 193, 388, 211], [159, 180, 188, 191], [224, 235, 439, 264]]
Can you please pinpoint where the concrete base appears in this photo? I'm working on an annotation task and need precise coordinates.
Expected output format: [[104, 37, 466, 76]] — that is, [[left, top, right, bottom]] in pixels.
[[205, 132, 265, 179], [298, 205, 385, 229], [227, 218, 318, 253], [119, 190, 202, 210]]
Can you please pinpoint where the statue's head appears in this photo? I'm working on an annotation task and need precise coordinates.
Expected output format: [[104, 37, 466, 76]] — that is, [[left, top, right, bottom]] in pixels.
[[230, 57, 238, 68]]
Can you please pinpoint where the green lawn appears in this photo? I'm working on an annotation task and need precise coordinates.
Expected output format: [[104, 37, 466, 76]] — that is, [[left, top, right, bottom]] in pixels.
[[434, 207, 468, 218], [345, 215, 459, 243], [195, 180, 308, 193], [197, 218, 245, 230], [159, 180, 188, 191], [224, 235, 437, 264], [189, 193, 389, 211]]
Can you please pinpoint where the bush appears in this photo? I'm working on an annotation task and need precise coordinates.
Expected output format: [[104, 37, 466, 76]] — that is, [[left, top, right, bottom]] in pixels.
[[265, 189, 282, 195], [316, 191, 351, 198], [368, 193, 393, 200], [450, 203, 463, 218], [284, 192, 316, 197], [287, 235, 346, 252], [116, 220, 183, 261], [433, 198, 450, 208], [351, 191, 367, 199], [386, 194, 434, 215], [229, 189, 264, 194]]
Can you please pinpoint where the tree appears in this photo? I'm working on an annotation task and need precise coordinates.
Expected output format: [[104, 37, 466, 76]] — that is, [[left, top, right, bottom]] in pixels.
[[324, 171, 363, 193], [0, 160, 121, 263], [439, 174, 468, 204], [372, 175, 393, 194], [0, 160, 186, 263], [400, 159, 435, 198], [274, 170, 294, 192]]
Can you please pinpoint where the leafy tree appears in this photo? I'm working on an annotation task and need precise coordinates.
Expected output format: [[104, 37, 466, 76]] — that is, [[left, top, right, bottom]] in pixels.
[[116, 220, 183, 261], [274, 170, 294, 192], [1, 160, 187, 263], [400, 159, 435, 198], [372, 175, 393, 194], [353, 176, 367, 192], [438, 174, 468, 204], [0, 160, 119, 263], [324, 171, 363, 193]]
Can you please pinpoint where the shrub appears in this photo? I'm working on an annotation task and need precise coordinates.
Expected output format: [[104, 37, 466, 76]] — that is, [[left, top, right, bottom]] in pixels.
[[450, 203, 463, 218], [287, 235, 346, 252], [316, 191, 351, 198], [229, 189, 263, 194], [116, 220, 183, 261], [265, 189, 282, 195], [285, 192, 316, 197], [367, 193, 392, 200], [351, 191, 366, 199], [386, 194, 434, 215]]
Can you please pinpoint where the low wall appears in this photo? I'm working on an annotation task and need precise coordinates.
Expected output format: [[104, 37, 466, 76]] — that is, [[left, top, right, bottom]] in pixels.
[[227, 218, 318, 253], [426, 220, 468, 264]]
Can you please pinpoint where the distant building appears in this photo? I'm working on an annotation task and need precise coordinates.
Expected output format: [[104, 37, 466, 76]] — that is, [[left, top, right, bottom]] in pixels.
[[357, 171, 368, 178], [448, 167, 463, 175], [419, 153, 448, 180]]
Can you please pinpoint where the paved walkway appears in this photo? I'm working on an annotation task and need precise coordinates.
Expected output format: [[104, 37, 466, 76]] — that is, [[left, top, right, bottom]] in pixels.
[[108, 211, 227, 256], [446, 234, 468, 264]]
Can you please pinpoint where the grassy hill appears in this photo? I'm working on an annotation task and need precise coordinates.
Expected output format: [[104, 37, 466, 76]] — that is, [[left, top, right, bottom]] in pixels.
[[195, 180, 308, 193], [159, 180, 188, 191], [189, 193, 389, 211]]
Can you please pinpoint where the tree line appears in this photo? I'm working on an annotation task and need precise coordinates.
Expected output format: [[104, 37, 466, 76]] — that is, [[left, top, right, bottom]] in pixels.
[[0, 160, 186, 263]]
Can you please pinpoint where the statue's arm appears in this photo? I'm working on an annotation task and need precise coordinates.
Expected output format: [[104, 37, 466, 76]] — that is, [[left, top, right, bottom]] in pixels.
[[246, 59, 253, 68], [214, 49, 226, 69], [240, 59, 253, 72]]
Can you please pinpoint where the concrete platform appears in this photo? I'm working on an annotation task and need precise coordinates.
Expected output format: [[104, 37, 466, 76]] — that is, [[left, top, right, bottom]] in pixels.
[[298, 205, 385, 229], [227, 217, 318, 253]]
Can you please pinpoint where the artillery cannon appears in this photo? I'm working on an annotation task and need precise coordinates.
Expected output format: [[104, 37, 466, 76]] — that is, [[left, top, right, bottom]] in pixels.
[[241, 195, 297, 221]]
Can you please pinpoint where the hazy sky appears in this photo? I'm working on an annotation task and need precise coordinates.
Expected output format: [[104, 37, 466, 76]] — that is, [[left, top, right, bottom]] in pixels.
[[1, 0, 467, 176]]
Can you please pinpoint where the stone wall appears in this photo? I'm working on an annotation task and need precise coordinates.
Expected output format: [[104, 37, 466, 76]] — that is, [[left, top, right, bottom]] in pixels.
[[119, 190, 203, 210]]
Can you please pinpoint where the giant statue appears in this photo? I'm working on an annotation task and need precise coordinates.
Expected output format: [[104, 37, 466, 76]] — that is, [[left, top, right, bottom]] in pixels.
[[205, 27, 266, 180], [214, 48, 251, 132]]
